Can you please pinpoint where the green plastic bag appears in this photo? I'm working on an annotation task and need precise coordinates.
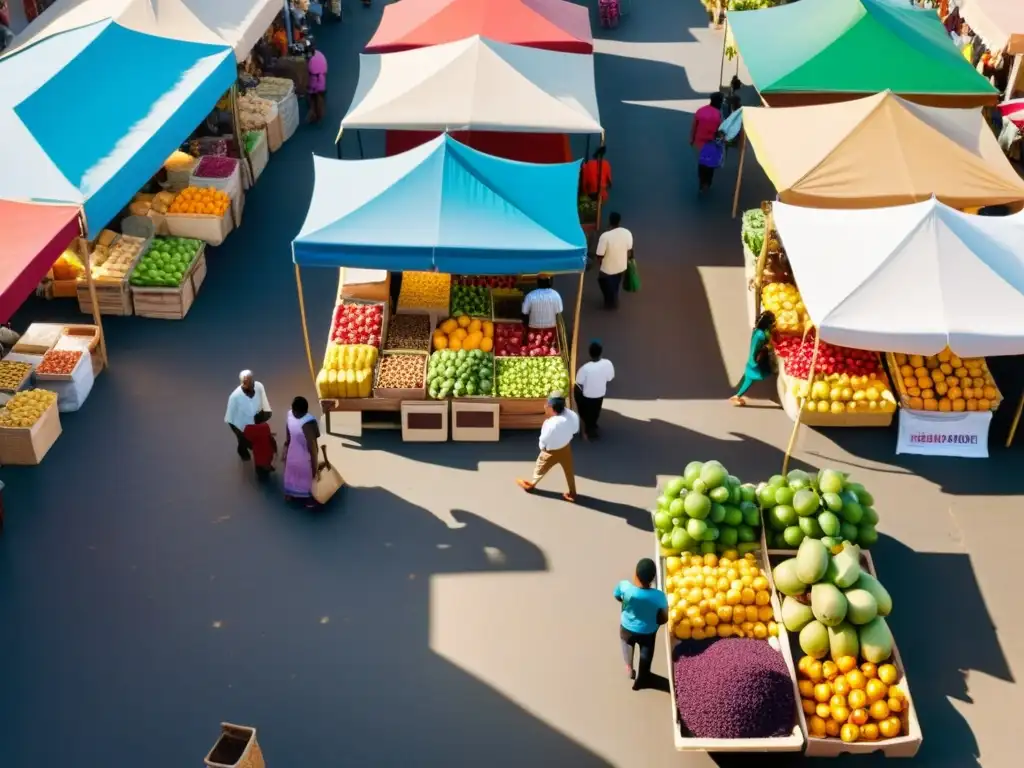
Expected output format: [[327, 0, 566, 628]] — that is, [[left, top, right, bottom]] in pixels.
[[624, 259, 641, 293]]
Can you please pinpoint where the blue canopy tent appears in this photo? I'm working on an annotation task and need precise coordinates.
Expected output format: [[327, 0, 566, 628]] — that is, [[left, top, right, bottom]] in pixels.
[[293, 134, 587, 274], [291, 134, 588, 389], [0, 19, 236, 238]]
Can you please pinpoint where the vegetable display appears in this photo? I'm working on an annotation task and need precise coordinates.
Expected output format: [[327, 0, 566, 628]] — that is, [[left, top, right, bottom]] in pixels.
[[237, 93, 275, 131], [673, 638, 797, 739], [761, 283, 808, 334], [654, 461, 762, 555], [398, 271, 451, 311], [376, 354, 425, 391], [796, 654, 907, 743], [891, 348, 1000, 412], [664, 552, 777, 641], [495, 357, 568, 399], [759, 468, 879, 550], [774, 540, 893, 663], [493, 323, 560, 357], [493, 322, 525, 356], [433, 316, 494, 352], [449, 285, 491, 317], [0, 361, 32, 391], [427, 349, 494, 399], [317, 344, 378, 399], [193, 156, 238, 179], [741, 208, 766, 258], [37, 350, 82, 376], [384, 314, 431, 352], [169, 187, 230, 217], [454, 275, 516, 288], [0, 389, 57, 428], [331, 303, 383, 347], [129, 238, 202, 288]]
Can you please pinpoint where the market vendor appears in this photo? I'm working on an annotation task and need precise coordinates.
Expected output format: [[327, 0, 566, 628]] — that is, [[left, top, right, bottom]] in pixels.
[[225, 370, 272, 461], [521, 275, 563, 330]]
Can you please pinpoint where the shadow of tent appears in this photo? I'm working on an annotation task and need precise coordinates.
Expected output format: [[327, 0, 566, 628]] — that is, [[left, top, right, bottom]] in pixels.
[[0, 487, 610, 767], [583, 0, 708, 46]]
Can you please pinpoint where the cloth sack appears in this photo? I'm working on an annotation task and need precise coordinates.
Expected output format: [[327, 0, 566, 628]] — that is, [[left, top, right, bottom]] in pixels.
[[699, 139, 725, 169], [624, 259, 641, 293], [313, 445, 344, 504]]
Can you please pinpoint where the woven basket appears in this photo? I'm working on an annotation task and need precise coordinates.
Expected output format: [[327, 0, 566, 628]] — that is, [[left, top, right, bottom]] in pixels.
[[204, 723, 265, 768]]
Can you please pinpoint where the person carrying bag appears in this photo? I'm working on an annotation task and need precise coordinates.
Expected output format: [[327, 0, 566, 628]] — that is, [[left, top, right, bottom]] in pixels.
[[313, 445, 344, 504]]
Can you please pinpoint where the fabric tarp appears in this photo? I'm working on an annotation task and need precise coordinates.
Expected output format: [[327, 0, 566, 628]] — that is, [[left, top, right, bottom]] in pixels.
[[742, 91, 1024, 208], [0, 19, 235, 236], [728, 0, 999, 107], [366, 0, 593, 54], [341, 35, 601, 133], [0, 202, 80, 323], [293, 135, 586, 274], [956, 0, 1024, 55], [3, 0, 279, 61], [773, 198, 1024, 357], [384, 130, 571, 164]]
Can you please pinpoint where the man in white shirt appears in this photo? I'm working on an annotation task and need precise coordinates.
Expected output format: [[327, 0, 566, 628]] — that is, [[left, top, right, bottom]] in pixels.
[[516, 392, 579, 502], [595, 211, 634, 310], [521, 275, 563, 329], [225, 370, 272, 460], [574, 340, 615, 439]]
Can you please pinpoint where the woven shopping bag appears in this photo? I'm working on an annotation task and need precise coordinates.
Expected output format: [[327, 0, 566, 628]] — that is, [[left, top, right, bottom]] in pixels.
[[204, 723, 265, 768], [313, 445, 344, 504], [624, 259, 641, 293]]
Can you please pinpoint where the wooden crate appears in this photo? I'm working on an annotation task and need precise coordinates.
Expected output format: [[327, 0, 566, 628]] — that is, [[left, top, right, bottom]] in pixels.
[[499, 396, 547, 429], [13, 323, 65, 355], [34, 349, 87, 382], [765, 549, 923, 758], [401, 401, 449, 442], [777, 369, 895, 428], [77, 278, 133, 316], [656, 545, 805, 752], [131, 250, 207, 320], [373, 353, 428, 400], [340, 269, 391, 303], [452, 400, 500, 441], [0, 402, 62, 466], [52, 279, 78, 298]]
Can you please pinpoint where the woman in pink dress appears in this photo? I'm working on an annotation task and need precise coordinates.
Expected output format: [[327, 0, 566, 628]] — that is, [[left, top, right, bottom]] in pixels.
[[306, 41, 328, 123], [284, 396, 320, 506]]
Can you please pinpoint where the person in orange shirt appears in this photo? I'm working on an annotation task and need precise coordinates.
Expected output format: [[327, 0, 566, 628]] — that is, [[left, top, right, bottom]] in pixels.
[[581, 146, 612, 203]]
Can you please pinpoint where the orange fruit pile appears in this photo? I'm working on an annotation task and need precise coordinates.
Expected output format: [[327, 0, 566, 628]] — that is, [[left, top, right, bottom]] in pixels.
[[798, 655, 906, 743], [893, 348, 1000, 413], [433, 315, 494, 352], [169, 186, 230, 217]]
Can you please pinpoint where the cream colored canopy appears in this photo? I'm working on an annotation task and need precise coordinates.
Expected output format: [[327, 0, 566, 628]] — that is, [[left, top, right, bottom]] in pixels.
[[742, 91, 1024, 209]]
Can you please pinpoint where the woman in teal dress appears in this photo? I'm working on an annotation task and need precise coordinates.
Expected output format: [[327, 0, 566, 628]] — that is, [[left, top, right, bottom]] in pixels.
[[731, 311, 775, 406]]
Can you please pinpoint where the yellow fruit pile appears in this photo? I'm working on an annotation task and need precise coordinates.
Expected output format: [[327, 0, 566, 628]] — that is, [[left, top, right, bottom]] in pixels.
[[0, 389, 58, 428], [797, 655, 905, 743], [434, 316, 494, 352], [316, 344, 377, 398], [893, 348, 1000, 412], [0, 361, 32, 391], [761, 282, 808, 334], [664, 552, 778, 641], [51, 250, 85, 280], [169, 187, 230, 217], [794, 373, 897, 416], [397, 271, 451, 311]]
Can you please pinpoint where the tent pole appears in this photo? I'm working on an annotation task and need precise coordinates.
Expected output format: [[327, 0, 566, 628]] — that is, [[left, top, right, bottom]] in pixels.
[[731, 130, 747, 219], [594, 132, 606, 229], [357, 130, 365, 159], [295, 264, 316, 388], [752, 205, 773, 320], [76, 223, 108, 368], [1006, 391, 1024, 447], [568, 271, 585, 409], [718, 19, 728, 91], [230, 84, 255, 187], [782, 333, 820, 475], [335, 127, 344, 159]]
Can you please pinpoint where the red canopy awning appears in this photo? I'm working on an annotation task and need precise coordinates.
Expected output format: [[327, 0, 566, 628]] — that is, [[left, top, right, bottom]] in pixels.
[[365, 0, 594, 54], [0, 201, 81, 323]]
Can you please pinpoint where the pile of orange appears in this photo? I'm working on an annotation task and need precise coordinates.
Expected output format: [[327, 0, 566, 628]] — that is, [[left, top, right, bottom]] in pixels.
[[169, 186, 230, 217], [893, 348, 1000, 412], [433, 315, 494, 352]]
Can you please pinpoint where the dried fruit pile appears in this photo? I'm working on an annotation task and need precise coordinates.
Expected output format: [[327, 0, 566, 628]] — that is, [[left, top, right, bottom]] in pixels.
[[0, 361, 32, 391], [37, 350, 82, 376], [384, 314, 431, 352], [376, 354, 425, 390], [398, 271, 451, 311], [90, 235, 147, 281], [0, 389, 58, 428]]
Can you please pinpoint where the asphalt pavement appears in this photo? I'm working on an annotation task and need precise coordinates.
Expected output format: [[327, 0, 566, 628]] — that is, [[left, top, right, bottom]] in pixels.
[[0, 2, 1021, 767]]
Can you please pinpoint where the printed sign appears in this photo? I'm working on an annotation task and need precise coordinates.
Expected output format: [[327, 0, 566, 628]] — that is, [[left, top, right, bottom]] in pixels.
[[896, 409, 992, 458]]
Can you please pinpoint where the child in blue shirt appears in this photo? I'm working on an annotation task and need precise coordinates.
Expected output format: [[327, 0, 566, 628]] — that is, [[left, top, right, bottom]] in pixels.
[[614, 558, 668, 689]]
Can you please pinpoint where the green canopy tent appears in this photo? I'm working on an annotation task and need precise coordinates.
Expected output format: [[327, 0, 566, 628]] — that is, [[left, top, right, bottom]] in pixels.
[[727, 0, 1000, 107]]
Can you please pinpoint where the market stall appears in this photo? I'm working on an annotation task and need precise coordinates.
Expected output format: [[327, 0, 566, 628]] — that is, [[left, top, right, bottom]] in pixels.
[[725, 0, 999, 108], [650, 460, 922, 756], [771, 198, 1024, 457], [292, 135, 587, 440], [955, 0, 1024, 100], [731, 91, 1024, 216]]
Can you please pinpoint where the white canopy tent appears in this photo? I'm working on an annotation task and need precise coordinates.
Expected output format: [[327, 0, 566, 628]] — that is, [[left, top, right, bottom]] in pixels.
[[773, 198, 1024, 357], [340, 35, 602, 133], [4, 0, 280, 62]]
